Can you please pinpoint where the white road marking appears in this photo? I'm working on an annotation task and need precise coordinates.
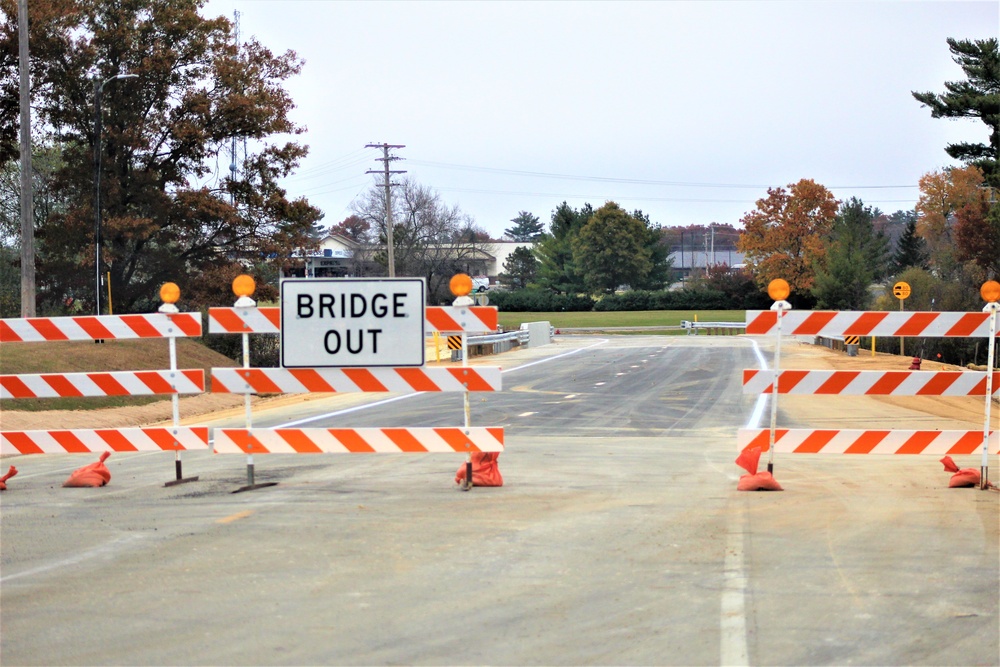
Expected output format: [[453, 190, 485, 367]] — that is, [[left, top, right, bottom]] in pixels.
[[721, 512, 750, 666], [719, 335, 768, 667], [0, 534, 146, 584]]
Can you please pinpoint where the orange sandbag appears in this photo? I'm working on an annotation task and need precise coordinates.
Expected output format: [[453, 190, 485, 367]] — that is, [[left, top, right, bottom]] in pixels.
[[737, 471, 784, 491], [0, 465, 18, 491], [940, 456, 980, 488], [735, 446, 783, 491], [63, 452, 112, 488], [455, 452, 503, 487]]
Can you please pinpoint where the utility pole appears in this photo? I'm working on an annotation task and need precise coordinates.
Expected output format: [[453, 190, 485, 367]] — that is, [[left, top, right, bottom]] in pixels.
[[17, 0, 35, 316], [703, 228, 709, 273], [710, 223, 716, 266], [365, 143, 405, 277]]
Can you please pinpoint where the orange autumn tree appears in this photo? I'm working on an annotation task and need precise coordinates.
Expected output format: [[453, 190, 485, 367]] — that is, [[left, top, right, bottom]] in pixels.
[[915, 165, 989, 270], [737, 179, 839, 298]]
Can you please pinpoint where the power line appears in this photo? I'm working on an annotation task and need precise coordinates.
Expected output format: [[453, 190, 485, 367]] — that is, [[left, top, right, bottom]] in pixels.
[[287, 151, 371, 180], [430, 184, 917, 207], [408, 159, 919, 190]]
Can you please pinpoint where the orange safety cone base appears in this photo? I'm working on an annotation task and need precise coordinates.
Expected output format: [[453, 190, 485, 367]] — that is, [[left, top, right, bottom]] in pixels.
[[735, 446, 783, 491], [455, 452, 503, 487], [63, 452, 112, 488], [0, 465, 18, 491]]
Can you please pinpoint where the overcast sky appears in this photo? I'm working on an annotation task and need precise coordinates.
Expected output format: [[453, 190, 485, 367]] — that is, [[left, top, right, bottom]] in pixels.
[[203, 0, 998, 239]]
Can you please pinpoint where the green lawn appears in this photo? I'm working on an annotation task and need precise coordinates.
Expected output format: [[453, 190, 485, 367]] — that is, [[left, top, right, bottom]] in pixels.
[[496, 310, 745, 331]]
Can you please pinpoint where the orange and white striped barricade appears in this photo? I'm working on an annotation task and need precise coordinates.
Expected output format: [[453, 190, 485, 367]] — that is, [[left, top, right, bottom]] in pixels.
[[0, 312, 201, 342], [744, 287, 1000, 488], [745, 310, 999, 338], [1, 370, 205, 399], [1, 427, 210, 455], [742, 370, 1000, 397], [213, 427, 504, 454], [0, 291, 207, 485], [207, 366, 503, 491], [737, 428, 1000, 456]]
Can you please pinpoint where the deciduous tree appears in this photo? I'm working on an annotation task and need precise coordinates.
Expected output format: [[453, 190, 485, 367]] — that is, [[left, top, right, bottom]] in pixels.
[[328, 215, 369, 242], [0, 0, 322, 312], [572, 202, 652, 294], [915, 165, 988, 274], [954, 200, 1000, 279], [349, 178, 489, 301], [737, 179, 838, 298]]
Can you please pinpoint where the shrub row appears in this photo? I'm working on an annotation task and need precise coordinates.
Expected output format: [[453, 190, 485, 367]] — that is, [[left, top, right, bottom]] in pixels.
[[488, 287, 770, 312], [486, 290, 594, 312], [595, 289, 728, 311]]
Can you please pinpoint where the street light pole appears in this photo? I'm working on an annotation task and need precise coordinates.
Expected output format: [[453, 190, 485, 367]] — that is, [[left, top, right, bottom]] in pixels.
[[94, 73, 137, 316]]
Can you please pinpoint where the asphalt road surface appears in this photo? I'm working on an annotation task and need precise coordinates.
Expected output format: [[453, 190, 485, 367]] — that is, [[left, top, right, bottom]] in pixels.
[[1, 335, 997, 666]]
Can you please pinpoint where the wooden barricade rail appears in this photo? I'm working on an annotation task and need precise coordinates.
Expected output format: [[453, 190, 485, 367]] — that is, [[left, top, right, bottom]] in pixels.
[[738, 428, 999, 456], [1, 312, 202, 342], [743, 369, 1000, 396], [214, 427, 504, 454]]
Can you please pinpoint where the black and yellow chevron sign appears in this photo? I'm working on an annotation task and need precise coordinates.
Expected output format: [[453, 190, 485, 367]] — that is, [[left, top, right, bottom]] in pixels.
[[447, 335, 462, 350], [845, 335, 860, 345]]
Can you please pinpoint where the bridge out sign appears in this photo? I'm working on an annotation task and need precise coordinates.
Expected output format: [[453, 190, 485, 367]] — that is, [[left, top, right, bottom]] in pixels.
[[280, 278, 425, 368]]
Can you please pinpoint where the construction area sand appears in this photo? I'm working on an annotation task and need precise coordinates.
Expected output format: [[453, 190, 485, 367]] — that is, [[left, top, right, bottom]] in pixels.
[[773, 339, 993, 431]]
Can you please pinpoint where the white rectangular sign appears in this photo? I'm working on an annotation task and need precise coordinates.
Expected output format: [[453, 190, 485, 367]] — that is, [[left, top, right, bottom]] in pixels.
[[280, 278, 425, 368]]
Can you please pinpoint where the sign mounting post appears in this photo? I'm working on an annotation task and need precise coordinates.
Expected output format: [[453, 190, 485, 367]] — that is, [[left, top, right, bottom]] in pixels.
[[893, 281, 911, 356]]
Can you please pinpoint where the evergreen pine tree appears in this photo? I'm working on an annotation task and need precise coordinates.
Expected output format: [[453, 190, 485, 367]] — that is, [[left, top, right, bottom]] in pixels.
[[504, 211, 545, 241], [893, 217, 930, 273]]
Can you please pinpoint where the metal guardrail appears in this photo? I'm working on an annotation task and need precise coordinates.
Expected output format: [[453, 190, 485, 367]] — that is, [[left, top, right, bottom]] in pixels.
[[680, 320, 745, 334], [468, 331, 526, 345], [555, 326, 683, 333]]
